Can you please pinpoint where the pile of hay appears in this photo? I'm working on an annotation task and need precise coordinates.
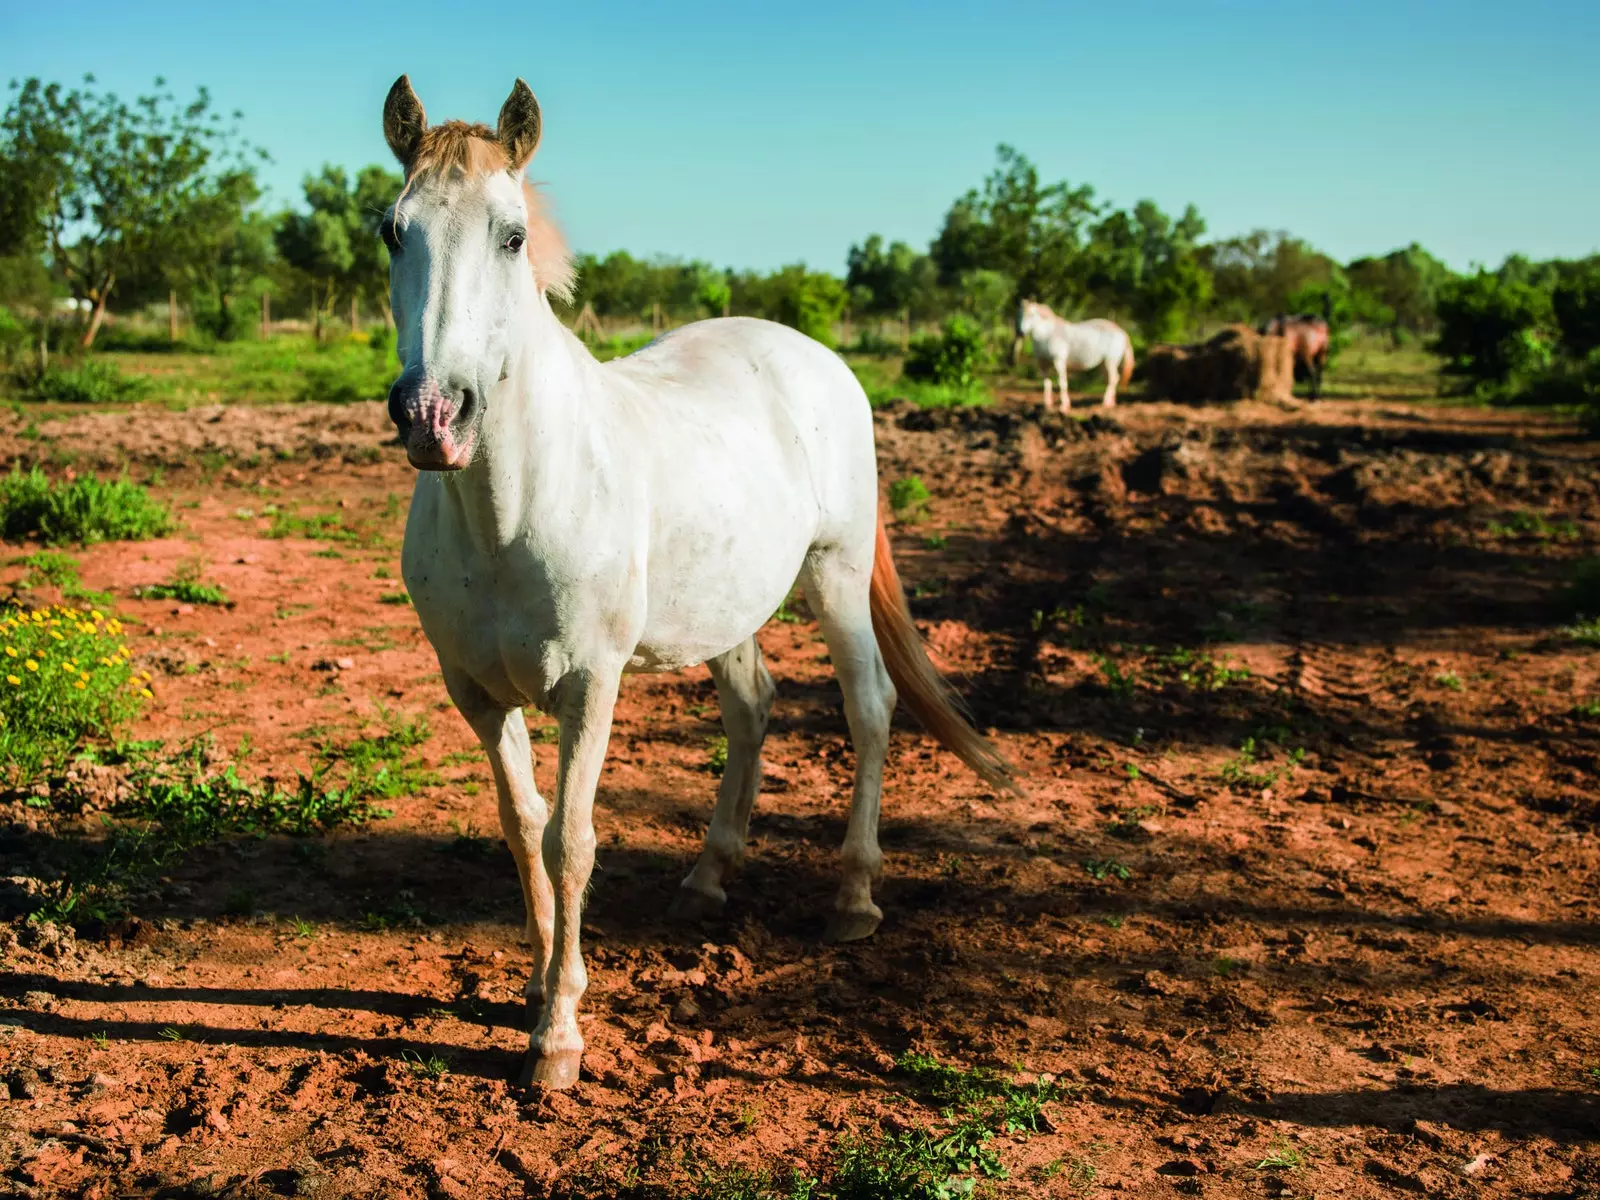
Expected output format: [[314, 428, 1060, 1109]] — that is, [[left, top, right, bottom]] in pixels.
[[1143, 325, 1295, 404]]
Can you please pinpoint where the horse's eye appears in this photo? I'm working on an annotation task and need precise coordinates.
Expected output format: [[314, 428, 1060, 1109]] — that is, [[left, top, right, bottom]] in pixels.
[[379, 218, 401, 253], [503, 231, 526, 254]]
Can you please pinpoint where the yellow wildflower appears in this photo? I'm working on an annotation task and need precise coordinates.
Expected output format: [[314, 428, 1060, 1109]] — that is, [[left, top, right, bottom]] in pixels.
[[61, 662, 76, 674], [24, 660, 37, 673], [3, 647, 13, 657], [74, 680, 86, 690], [91, 610, 103, 620], [139, 687, 153, 698], [5, 675, 18, 686], [49, 631, 64, 641]]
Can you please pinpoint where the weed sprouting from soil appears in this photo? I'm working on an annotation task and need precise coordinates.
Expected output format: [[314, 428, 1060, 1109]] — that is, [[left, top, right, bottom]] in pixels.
[[888, 476, 932, 520], [0, 468, 171, 545], [24, 708, 435, 926], [134, 557, 229, 606]]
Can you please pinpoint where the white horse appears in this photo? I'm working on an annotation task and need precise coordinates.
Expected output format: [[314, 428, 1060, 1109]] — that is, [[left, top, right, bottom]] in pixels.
[[1017, 299, 1135, 411], [379, 77, 1015, 1089]]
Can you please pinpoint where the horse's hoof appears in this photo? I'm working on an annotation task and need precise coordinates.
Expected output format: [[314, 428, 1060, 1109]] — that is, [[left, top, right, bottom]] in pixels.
[[667, 885, 725, 923], [519, 1047, 582, 1090], [824, 908, 882, 943]]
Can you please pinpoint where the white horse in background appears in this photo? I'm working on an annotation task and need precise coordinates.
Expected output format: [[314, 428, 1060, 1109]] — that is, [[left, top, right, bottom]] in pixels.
[[379, 76, 1016, 1089], [1017, 299, 1135, 411]]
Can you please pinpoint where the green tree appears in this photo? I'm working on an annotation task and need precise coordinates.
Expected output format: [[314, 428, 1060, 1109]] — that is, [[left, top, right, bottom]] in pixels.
[[1345, 243, 1454, 341], [275, 164, 400, 340], [1201, 230, 1339, 323], [0, 75, 260, 347], [846, 235, 943, 319], [1433, 270, 1554, 391], [1552, 257, 1600, 358], [930, 145, 1099, 308], [1082, 200, 1210, 340]]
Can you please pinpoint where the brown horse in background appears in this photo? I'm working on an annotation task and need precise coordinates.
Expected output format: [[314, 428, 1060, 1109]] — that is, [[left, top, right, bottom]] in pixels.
[[1259, 295, 1332, 399]]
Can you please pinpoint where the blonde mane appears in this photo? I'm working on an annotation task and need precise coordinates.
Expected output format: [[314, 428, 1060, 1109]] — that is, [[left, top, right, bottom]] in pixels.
[[404, 120, 575, 303]]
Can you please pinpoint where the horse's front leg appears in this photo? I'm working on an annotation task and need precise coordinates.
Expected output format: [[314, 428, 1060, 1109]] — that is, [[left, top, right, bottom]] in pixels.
[[444, 669, 553, 1023], [1057, 358, 1072, 412], [523, 667, 620, 1090]]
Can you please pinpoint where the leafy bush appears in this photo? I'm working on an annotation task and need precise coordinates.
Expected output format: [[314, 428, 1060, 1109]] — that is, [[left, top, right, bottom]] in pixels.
[[21, 359, 149, 405], [0, 468, 172, 545], [1433, 272, 1554, 396], [905, 315, 989, 389], [0, 604, 148, 785], [189, 292, 262, 342], [1553, 261, 1600, 358]]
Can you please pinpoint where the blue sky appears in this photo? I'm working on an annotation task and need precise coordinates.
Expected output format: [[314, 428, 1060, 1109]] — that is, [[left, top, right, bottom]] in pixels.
[[3, 0, 1596, 272]]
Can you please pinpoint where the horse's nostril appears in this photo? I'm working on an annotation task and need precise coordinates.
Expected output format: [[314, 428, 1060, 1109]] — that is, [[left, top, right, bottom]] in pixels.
[[387, 382, 411, 431], [458, 386, 477, 423]]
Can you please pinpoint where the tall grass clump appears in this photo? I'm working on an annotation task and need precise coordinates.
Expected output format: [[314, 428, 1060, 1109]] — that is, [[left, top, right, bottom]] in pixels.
[[0, 605, 148, 785], [20, 360, 149, 405], [0, 468, 172, 545]]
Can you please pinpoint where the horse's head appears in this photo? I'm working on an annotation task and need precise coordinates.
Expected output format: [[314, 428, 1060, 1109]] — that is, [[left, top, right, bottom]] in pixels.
[[1016, 299, 1044, 338], [379, 76, 573, 471]]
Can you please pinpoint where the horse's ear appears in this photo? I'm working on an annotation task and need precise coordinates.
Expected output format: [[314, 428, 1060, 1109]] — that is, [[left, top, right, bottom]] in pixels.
[[383, 75, 427, 171], [497, 79, 542, 172]]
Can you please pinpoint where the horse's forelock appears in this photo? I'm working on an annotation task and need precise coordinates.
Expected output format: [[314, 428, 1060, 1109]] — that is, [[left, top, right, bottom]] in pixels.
[[401, 122, 573, 303]]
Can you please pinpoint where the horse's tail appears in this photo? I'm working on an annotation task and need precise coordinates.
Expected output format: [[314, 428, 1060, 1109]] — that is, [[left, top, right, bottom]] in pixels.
[[1120, 338, 1136, 388], [868, 513, 1019, 794]]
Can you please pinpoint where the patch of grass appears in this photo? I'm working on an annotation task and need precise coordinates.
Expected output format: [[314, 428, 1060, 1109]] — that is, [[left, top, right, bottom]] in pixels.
[[1574, 698, 1600, 718], [707, 735, 729, 776], [134, 558, 229, 606], [1092, 654, 1137, 699], [1563, 616, 1600, 647], [888, 475, 932, 521], [1082, 857, 1132, 882], [30, 710, 430, 927], [1219, 737, 1305, 791], [1255, 1139, 1307, 1171], [1433, 669, 1464, 691], [1485, 510, 1579, 540], [400, 1049, 449, 1079], [0, 467, 171, 546], [266, 508, 361, 543], [1156, 646, 1251, 691], [20, 359, 149, 405], [377, 591, 410, 606], [0, 605, 147, 786], [10, 550, 79, 588], [157, 1026, 186, 1042]]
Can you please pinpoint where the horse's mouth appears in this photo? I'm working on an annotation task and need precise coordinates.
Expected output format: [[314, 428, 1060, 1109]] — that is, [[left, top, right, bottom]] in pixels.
[[394, 383, 478, 471]]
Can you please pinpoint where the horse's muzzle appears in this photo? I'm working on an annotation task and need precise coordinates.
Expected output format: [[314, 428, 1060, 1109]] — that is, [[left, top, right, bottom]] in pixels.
[[388, 374, 477, 471]]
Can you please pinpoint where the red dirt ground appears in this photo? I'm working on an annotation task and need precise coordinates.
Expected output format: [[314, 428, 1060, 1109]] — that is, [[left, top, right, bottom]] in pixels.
[[1, 391, 1598, 1198]]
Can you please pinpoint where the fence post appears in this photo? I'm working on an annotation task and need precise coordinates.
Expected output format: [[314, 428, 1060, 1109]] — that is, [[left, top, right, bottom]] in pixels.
[[350, 295, 359, 333], [902, 308, 911, 353], [169, 290, 178, 342], [653, 301, 662, 334], [261, 291, 270, 339]]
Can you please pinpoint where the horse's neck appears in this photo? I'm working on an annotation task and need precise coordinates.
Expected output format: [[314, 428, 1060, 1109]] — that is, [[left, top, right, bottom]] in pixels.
[[444, 299, 606, 553]]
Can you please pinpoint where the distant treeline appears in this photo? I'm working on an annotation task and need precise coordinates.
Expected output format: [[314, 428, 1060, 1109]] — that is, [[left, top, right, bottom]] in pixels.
[[0, 75, 1596, 414]]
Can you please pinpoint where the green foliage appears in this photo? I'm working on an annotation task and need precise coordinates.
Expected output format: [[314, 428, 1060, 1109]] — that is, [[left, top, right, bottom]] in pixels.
[[1083, 857, 1132, 881], [1434, 271, 1555, 394], [134, 559, 227, 606], [0, 467, 171, 545], [904, 315, 989, 389], [847, 235, 943, 319], [0, 76, 263, 347], [0, 604, 145, 785], [707, 735, 729, 775], [17, 359, 148, 404], [1553, 260, 1600, 357], [275, 164, 401, 340], [888, 475, 931, 519]]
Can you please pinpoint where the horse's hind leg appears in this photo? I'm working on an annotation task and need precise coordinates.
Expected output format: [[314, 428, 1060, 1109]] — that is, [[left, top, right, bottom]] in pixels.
[[1057, 358, 1072, 412], [444, 667, 553, 1027], [800, 550, 896, 943], [672, 636, 775, 919], [1102, 356, 1118, 407]]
